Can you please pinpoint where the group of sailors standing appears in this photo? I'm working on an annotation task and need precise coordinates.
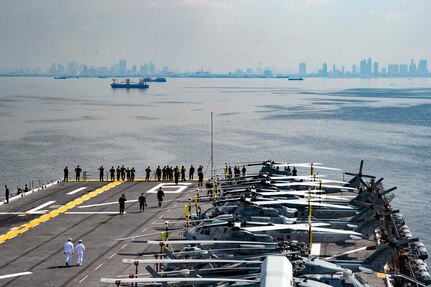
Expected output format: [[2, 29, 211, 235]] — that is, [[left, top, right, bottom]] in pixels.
[[63, 164, 205, 184]]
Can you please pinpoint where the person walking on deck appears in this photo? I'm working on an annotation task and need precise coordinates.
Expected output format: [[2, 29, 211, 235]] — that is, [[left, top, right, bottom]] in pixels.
[[120, 165, 126, 181], [157, 187, 165, 208], [75, 240, 85, 266], [119, 194, 127, 215], [139, 193, 147, 212], [64, 238, 74, 267], [181, 166, 186, 182]]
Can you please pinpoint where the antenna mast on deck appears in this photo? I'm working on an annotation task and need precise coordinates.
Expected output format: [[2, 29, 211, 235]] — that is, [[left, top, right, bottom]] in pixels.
[[211, 112, 215, 179]]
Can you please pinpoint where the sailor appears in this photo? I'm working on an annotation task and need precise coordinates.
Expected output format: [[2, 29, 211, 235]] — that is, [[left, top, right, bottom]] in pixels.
[[120, 165, 126, 181], [197, 166, 204, 187], [181, 166, 186, 182], [131, 167, 135, 181], [75, 165, 82, 181], [228, 166, 232, 179], [110, 166, 115, 181], [4, 185, 9, 204], [286, 166, 291, 173], [292, 167, 297, 176], [116, 166, 121, 181], [189, 165, 195, 180], [174, 166, 180, 185], [242, 166, 246, 177], [157, 187, 165, 208], [205, 179, 213, 197], [162, 166, 167, 181], [24, 184, 29, 194], [75, 240, 85, 266], [99, 165, 104, 181], [126, 167, 130, 181], [119, 194, 127, 215], [223, 163, 227, 179], [145, 166, 151, 181], [63, 238, 74, 267], [138, 193, 147, 212], [64, 166, 69, 182], [156, 166, 162, 181]]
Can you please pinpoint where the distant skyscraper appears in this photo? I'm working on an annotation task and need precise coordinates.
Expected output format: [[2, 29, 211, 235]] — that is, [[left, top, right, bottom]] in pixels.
[[400, 64, 408, 75], [409, 59, 417, 75], [298, 62, 306, 75], [352, 64, 357, 75], [119, 59, 127, 75], [373, 62, 379, 75], [321, 62, 328, 76], [149, 62, 156, 75], [418, 59, 428, 74]]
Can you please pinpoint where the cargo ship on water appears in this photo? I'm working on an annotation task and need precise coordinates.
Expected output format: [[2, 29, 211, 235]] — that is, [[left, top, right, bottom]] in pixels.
[[111, 78, 149, 89], [0, 160, 429, 286]]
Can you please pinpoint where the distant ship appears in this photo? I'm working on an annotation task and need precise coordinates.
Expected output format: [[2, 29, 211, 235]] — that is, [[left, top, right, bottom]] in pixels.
[[111, 78, 149, 89], [288, 76, 304, 81], [143, 77, 167, 82], [54, 76, 67, 79]]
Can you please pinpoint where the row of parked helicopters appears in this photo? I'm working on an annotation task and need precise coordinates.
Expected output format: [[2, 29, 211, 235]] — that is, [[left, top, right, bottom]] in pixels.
[[100, 160, 430, 287]]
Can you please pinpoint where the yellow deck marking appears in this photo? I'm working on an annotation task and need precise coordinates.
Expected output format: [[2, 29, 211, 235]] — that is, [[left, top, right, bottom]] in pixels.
[[0, 181, 123, 244]]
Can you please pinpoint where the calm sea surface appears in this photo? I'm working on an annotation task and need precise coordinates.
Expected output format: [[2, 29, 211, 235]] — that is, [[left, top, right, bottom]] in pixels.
[[0, 77, 430, 245]]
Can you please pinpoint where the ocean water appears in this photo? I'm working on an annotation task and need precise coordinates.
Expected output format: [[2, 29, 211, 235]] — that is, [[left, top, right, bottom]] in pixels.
[[0, 77, 430, 246]]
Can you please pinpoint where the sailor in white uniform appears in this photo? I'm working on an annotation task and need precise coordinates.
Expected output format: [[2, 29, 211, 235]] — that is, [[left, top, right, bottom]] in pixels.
[[75, 240, 86, 266], [63, 238, 74, 266]]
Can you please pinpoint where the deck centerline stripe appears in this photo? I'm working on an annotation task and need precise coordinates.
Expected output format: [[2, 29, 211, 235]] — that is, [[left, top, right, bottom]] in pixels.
[[0, 181, 123, 244], [324, 246, 367, 260], [66, 187, 87, 195]]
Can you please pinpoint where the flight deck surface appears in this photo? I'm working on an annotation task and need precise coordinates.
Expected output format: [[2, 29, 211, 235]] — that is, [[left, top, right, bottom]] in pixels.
[[0, 181, 386, 286]]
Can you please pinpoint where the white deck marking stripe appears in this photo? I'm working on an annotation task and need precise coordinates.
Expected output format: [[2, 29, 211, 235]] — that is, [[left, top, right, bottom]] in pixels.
[[0, 271, 32, 280], [65, 212, 124, 215], [79, 275, 88, 283], [67, 187, 87, 195], [324, 246, 368, 260], [108, 253, 116, 259], [95, 263, 103, 270], [310, 243, 321, 256], [26, 201, 56, 214], [78, 199, 138, 208]]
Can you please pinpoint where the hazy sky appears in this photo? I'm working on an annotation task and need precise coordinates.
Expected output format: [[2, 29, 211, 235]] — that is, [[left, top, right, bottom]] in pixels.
[[1, 0, 430, 72]]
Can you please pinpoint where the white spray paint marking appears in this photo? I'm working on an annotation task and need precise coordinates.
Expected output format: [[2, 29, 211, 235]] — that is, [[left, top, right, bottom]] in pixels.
[[310, 243, 321, 256], [324, 246, 368, 260]]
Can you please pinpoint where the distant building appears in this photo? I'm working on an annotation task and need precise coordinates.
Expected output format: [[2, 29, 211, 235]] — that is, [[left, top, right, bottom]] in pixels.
[[409, 59, 417, 75], [263, 69, 272, 77], [318, 63, 328, 76], [119, 59, 127, 75], [400, 64, 408, 75], [352, 64, 357, 75], [418, 59, 428, 75], [373, 62, 379, 76], [298, 62, 306, 75]]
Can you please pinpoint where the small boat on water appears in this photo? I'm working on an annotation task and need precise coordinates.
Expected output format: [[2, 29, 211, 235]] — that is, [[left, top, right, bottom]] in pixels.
[[288, 76, 304, 81], [144, 77, 167, 82], [54, 76, 67, 79], [111, 78, 149, 89]]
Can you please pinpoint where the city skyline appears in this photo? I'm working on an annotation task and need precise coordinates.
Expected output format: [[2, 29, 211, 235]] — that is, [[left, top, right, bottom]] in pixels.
[[0, 1, 430, 72], [2, 57, 429, 78]]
